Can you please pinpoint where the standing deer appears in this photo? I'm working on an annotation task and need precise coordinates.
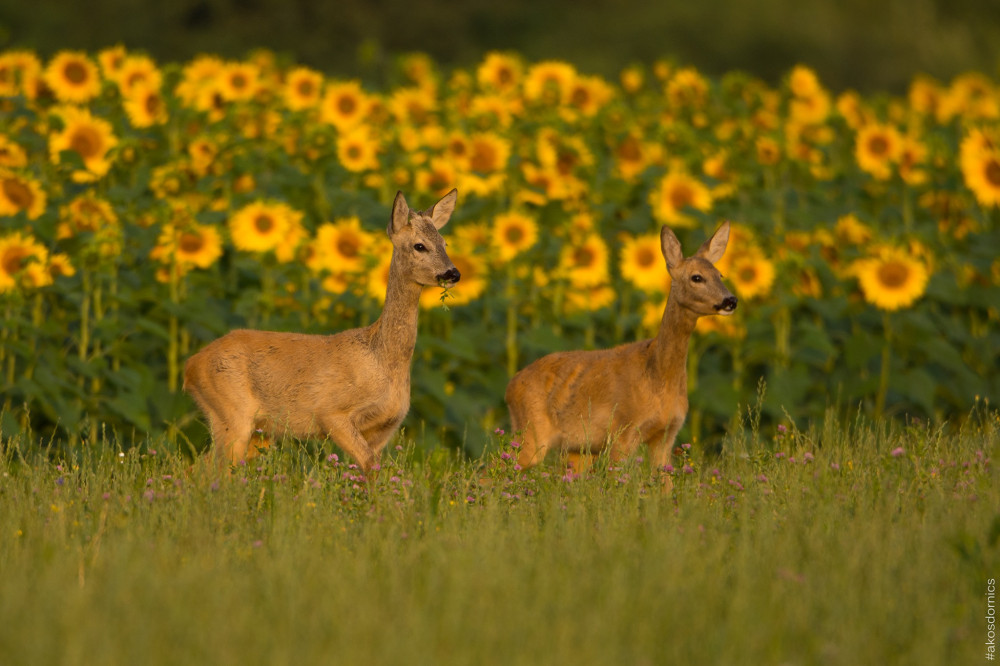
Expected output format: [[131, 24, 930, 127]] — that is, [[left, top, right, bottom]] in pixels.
[[505, 222, 737, 488], [183, 189, 461, 472]]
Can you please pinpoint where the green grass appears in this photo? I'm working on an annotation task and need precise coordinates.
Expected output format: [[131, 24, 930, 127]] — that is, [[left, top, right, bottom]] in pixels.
[[1, 410, 997, 665]]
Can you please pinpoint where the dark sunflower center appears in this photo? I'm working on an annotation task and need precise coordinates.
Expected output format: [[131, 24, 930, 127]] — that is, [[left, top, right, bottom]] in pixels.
[[637, 247, 656, 268], [337, 95, 357, 115], [669, 184, 693, 209], [2, 177, 32, 209], [470, 143, 497, 172], [336, 235, 359, 257], [1, 248, 29, 275], [179, 233, 204, 254], [985, 158, 1000, 187], [877, 261, 909, 288], [573, 246, 595, 267], [868, 136, 889, 157], [64, 62, 88, 85], [504, 225, 525, 244], [254, 215, 275, 234], [70, 127, 101, 159]]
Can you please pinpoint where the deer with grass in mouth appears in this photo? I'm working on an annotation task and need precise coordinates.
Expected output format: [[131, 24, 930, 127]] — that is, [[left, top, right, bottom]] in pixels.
[[184, 190, 461, 474]]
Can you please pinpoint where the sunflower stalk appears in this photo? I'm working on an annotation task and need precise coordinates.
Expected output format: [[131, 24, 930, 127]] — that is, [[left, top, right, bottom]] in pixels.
[[505, 263, 518, 378], [875, 312, 893, 418]]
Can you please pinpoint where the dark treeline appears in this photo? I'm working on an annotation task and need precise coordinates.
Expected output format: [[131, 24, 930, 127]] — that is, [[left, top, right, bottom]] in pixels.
[[2, 0, 999, 92]]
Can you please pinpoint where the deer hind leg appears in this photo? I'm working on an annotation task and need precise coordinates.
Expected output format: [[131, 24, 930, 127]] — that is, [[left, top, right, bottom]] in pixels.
[[511, 412, 557, 470]]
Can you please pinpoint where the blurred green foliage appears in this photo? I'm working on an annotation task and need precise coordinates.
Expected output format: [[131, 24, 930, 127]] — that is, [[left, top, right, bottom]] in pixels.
[[2, 0, 999, 92]]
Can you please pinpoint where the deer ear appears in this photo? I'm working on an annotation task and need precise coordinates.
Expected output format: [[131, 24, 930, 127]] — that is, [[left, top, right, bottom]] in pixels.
[[697, 221, 730, 264], [660, 226, 685, 271], [428, 188, 458, 230], [388, 191, 410, 237]]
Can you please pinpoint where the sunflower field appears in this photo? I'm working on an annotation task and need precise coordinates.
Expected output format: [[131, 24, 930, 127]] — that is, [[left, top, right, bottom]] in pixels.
[[0, 48, 998, 455]]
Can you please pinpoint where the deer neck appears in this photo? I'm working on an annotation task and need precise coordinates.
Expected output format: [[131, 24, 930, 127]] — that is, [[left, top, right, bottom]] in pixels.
[[652, 292, 699, 387], [370, 255, 422, 371]]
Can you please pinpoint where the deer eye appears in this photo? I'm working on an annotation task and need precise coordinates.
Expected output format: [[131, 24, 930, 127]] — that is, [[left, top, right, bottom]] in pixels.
[[691, 274, 704, 283], [414, 243, 428, 252]]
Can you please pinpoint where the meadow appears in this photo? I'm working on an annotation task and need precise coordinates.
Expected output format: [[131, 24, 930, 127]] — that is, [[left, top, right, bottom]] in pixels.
[[1, 408, 997, 665]]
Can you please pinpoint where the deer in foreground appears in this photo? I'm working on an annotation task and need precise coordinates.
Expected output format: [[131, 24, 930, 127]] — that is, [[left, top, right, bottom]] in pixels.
[[505, 222, 737, 489], [183, 189, 461, 472]]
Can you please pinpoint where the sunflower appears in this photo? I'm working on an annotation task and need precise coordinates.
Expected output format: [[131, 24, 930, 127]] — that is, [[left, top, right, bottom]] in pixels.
[[0, 50, 42, 99], [443, 132, 472, 169], [229, 201, 298, 254], [565, 75, 613, 118], [175, 55, 225, 108], [414, 158, 459, 198], [151, 222, 224, 271], [666, 67, 708, 109], [564, 284, 615, 313], [0, 135, 28, 168], [853, 247, 930, 311], [476, 52, 523, 95], [115, 54, 162, 98], [908, 75, 942, 117], [620, 233, 669, 293], [834, 214, 873, 246], [0, 232, 49, 292], [492, 211, 538, 261], [366, 252, 393, 303], [97, 46, 127, 81], [48, 106, 118, 182], [959, 129, 1000, 207], [123, 84, 168, 128], [0, 170, 47, 219], [898, 134, 929, 186], [218, 61, 260, 102], [649, 170, 713, 228], [755, 136, 781, 165], [309, 217, 371, 274], [620, 65, 645, 94], [614, 133, 656, 181], [46, 253, 76, 280], [336, 127, 380, 172], [388, 86, 437, 125], [695, 314, 745, 339], [283, 66, 324, 112], [468, 93, 523, 129], [44, 51, 102, 104], [320, 81, 370, 130], [727, 248, 776, 300], [467, 132, 511, 174], [536, 128, 593, 176], [559, 233, 609, 288], [855, 122, 902, 180], [523, 61, 576, 106]]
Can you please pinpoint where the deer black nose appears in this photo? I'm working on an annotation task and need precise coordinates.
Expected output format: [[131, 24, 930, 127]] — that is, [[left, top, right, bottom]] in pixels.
[[438, 267, 461, 284], [717, 296, 738, 312]]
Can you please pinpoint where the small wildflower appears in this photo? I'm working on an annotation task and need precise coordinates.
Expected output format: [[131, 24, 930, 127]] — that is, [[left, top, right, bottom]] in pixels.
[[891, 447, 905, 458], [494, 427, 505, 435], [803, 452, 814, 463], [830, 462, 841, 471], [682, 464, 695, 474]]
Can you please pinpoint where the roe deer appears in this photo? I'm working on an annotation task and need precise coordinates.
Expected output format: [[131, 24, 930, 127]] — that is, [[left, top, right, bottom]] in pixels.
[[183, 189, 461, 472], [504, 222, 736, 488]]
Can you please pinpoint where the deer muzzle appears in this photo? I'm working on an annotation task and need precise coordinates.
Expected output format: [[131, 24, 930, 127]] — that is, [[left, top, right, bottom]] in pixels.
[[437, 267, 461, 285], [715, 295, 738, 314]]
